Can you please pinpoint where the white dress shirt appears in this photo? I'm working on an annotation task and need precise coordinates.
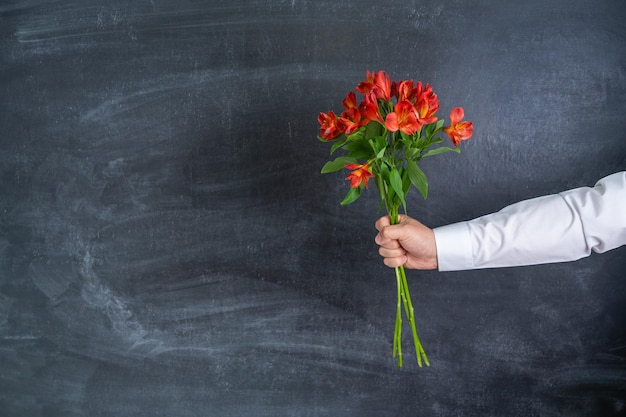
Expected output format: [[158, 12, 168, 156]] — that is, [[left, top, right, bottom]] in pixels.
[[433, 172, 626, 271]]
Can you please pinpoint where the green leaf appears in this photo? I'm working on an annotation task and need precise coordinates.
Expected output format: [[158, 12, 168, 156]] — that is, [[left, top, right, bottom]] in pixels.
[[422, 146, 460, 158], [402, 168, 411, 195], [340, 186, 361, 205], [318, 132, 347, 143], [374, 174, 387, 207], [364, 121, 383, 138], [423, 124, 434, 138], [321, 156, 358, 173], [424, 119, 445, 138], [399, 131, 413, 142], [344, 139, 375, 160], [329, 137, 348, 154], [389, 169, 406, 212], [407, 160, 428, 199], [369, 136, 387, 159], [406, 147, 422, 160], [377, 162, 391, 189]]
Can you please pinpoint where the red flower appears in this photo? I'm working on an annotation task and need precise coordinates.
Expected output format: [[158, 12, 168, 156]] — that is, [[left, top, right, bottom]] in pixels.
[[359, 92, 384, 125], [337, 107, 362, 135], [336, 91, 362, 135], [342, 91, 358, 110], [318, 111, 341, 140], [393, 80, 417, 103], [372, 71, 391, 101], [357, 70, 391, 101], [345, 163, 375, 188], [414, 84, 439, 126], [385, 100, 420, 135], [443, 107, 473, 147], [356, 70, 376, 95]]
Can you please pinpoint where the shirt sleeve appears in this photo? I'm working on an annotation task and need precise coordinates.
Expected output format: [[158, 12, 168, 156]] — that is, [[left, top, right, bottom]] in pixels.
[[432, 172, 626, 271]]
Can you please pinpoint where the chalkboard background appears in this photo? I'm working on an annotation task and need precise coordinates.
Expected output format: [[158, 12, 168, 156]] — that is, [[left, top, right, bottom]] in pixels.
[[1, 0, 625, 416]]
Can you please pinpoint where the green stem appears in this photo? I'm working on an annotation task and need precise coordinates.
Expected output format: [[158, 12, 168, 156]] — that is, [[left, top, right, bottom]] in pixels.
[[393, 267, 403, 368], [399, 264, 430, 367], [389, 205, 429, 368]]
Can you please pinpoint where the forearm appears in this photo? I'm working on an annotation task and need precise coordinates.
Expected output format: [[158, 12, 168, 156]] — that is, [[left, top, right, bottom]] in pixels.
[[433, 172, 626, 271]]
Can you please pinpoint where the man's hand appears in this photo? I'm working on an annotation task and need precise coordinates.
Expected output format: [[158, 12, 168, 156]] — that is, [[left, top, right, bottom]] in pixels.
[[374, 215, 438, 270]]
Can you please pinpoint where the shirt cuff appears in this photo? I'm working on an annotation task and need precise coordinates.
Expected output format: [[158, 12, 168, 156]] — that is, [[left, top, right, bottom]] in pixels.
[[433, 221, 474, 271]]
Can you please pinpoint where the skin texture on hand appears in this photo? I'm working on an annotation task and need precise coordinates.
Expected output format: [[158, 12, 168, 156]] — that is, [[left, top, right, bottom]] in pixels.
[[374, 214, 438, 270]]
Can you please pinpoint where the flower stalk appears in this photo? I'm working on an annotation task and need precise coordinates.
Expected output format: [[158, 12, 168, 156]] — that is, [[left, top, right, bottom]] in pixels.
[[388, 208, 430, 367]]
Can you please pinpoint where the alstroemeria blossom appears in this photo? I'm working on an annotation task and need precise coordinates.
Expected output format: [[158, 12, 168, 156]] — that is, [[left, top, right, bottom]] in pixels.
[[357, 70, 391, 101], [414, 84, 439, 126], [318, 111, 341, 140], [337, 107, 362, 135], [345, 163, 375, 188], [394, 80, 417, 103], [342, 91, 358, 110], [443, 107, 473, 146], [372, 71, 391, 101], [356, 70, 376, 95], [385, 100, 421, 135], [359, 92, 384, 125]]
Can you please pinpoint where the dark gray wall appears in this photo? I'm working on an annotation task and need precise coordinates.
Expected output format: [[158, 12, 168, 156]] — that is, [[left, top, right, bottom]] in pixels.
[[1, 0, 625, 416]]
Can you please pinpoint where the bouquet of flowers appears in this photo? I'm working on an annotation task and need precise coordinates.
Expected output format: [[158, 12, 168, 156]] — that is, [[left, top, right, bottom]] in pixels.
[[317, 70, 473, 367]]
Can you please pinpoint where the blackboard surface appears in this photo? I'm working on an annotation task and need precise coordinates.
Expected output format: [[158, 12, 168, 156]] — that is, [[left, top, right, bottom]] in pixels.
[[1, 1, 625, 416]]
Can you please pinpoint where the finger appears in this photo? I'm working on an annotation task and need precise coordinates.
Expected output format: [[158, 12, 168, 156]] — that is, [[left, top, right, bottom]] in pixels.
[[383, 255, 407, 269], [378, 224, 403, 242], [379, 246, 405, 258], [379, 237, 401, 250], [374, 215, 391, 232], [380, 222, 417, 243], [375, 232, 400, 248]]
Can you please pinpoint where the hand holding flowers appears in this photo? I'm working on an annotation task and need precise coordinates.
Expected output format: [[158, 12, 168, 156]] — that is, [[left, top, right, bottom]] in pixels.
[[317, 70, 473, 367]]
